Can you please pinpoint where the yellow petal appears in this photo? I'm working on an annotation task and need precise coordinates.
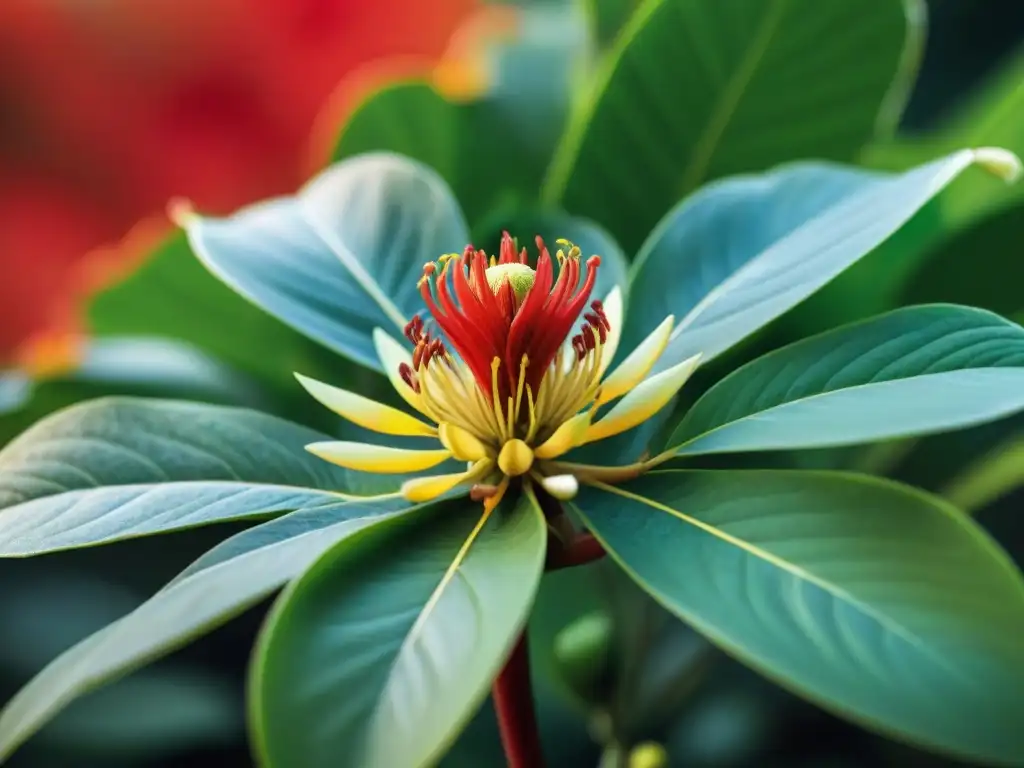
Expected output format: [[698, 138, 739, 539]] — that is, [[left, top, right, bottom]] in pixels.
[[305, 441, 451, 473], [498, 439, 534, 476], [534, 412, 592, 459], [597, 286, 624, 377], [372, 328, 428, 415], [438, 422, 490, 461], [295, 373, 436, 437], [401, 459, 494, 502], [597, 315, 674, 406], [584, 353, 701, 444]]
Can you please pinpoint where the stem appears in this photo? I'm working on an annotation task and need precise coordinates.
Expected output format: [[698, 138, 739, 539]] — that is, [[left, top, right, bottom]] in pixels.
[[493, 632, 546, 768], [546, 532, 606, 570]]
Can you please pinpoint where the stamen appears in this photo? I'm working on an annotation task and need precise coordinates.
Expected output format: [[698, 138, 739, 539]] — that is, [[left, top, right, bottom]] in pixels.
[[515, 354, 529, 420], [490, 357, 507, 441], [398, 362, 420, 393]]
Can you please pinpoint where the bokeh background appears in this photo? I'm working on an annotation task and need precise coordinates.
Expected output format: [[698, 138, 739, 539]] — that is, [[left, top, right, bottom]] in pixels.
[[1, 0, 1022, 766]]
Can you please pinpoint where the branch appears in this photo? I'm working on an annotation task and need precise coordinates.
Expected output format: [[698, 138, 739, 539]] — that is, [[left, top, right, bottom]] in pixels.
[[492, 632, 546, 768]]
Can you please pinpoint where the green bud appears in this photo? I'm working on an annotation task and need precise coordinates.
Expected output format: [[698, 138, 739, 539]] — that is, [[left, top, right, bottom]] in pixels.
[[552, 610, 614, 703], [485, 263, 536, 304]]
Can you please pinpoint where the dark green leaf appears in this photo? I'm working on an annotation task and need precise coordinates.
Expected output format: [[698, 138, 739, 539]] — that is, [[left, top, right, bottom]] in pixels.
[[251, 495, 547, 768], [585, 0, 642, 48], [183, 154, 469, 372], [0, 497, 415, 761], [668, 305, 1024, 456], [575, 470, 1024, 764], [543, 0, 915, 253], [0, 397, 397, 555]]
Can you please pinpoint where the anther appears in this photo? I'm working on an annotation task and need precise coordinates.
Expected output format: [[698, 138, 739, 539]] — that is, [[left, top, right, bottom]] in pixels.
[[398, 363, 420, 393]]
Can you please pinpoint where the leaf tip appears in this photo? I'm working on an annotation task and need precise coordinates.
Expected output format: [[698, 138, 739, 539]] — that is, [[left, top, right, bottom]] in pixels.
[[972, 147, 1022, 183], [167, 197, 199, 227]]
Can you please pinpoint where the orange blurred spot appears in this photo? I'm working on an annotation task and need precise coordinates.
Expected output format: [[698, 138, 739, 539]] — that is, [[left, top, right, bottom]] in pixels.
[[0, 0, 482, 368]]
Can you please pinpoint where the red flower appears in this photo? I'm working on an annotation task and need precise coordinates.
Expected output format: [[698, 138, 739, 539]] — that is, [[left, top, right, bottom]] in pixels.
[[0, 0, 492, 370]]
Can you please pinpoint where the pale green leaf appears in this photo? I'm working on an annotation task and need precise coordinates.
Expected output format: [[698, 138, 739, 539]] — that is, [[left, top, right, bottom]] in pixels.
[[668, 305, 1024, 456], [182, 154, 469, 371], [0, 398, 395, 555]]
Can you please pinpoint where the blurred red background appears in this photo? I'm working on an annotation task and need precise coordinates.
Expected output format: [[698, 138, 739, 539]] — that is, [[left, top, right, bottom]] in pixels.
[[0, 0, 501, 373]]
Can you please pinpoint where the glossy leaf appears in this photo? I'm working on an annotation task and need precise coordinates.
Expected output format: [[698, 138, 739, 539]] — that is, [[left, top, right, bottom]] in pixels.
[[668, 305, 1024, 456], [251, 495, 547, 768], [543, 0, 915, 252], [182, 153, 469, 371], [624, 149, 1020, 371], [0, 398, 396, 555], [0, 497, 415, 761], [575, 471, 1024, 764]]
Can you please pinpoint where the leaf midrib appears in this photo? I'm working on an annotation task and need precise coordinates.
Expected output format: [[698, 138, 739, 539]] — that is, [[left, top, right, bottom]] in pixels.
[[583, 480, 978, 685], [670, 368, 1024, 454], [676, 0, 789, 196]]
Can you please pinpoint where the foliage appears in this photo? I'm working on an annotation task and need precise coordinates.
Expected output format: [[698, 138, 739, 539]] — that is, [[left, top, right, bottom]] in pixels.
[[3, 1, 1024, 767]]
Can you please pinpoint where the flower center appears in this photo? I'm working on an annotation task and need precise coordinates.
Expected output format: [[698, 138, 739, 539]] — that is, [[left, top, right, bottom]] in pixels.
[[400, 232, 611, 461]]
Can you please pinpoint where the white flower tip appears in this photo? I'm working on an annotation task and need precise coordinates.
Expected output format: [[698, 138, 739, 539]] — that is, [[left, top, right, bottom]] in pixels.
[[540, 474, 579, 501], [972, 147, 1022, 183]]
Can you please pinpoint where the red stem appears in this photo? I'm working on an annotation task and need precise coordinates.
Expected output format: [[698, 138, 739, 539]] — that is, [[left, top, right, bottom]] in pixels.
[[493, 632, 546, 768], [546, 532, 606, 571]]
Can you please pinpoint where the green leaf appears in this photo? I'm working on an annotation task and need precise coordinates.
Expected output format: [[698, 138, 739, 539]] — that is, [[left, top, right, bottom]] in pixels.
[[805, 49, 1024, 331], [585, 0, 642, 48], [333, 4, 586, 226], [0, 397, 397, 555], [899, 202, 1024, 318], [543, 0, 916, 253], [89, 232, 316, 391], [941, 431, 1024, 514], [574, 470, 1024, 764], [0, 497, 415, 761], [182, 153, 469, 372], [928, 46, 1024, 225], [251, 494, 547, 768], [667, 305, 1024, 456], [623, 150, 1020, 371]]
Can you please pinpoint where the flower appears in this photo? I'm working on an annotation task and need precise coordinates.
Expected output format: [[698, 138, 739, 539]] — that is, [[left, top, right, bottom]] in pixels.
[[0, 0, 494, 369], [297, 233, 701, 511]]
